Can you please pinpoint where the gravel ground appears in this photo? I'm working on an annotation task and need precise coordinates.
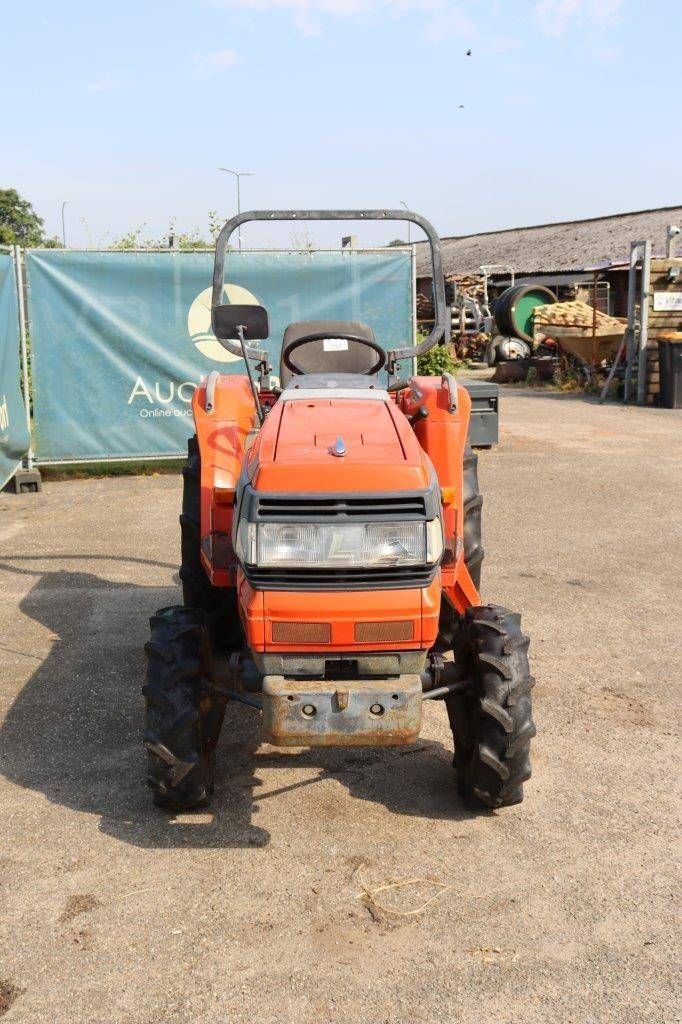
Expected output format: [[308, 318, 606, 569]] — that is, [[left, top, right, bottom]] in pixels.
[[0, 390, 680, 1024]]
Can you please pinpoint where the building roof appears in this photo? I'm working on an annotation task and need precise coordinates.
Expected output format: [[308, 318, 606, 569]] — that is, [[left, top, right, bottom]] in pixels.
[[414, 206, 682, 278]]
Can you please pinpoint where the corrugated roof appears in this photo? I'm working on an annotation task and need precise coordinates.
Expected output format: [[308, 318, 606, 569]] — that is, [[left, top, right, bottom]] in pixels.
[[414, 206, 682, 278]]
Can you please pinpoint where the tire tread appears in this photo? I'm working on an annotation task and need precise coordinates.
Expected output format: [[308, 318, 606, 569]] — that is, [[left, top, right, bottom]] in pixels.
[[447, 604, 535, 808], [143, 605, 218, 810]]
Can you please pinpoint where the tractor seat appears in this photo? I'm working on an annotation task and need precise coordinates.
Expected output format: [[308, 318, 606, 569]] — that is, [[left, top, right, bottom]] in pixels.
[[279, 320, 384, 387]]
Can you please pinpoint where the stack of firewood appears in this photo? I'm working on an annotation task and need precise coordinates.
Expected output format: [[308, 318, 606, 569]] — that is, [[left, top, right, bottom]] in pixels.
[[533, 300, 624, 331], [449, 273, 484, 295]]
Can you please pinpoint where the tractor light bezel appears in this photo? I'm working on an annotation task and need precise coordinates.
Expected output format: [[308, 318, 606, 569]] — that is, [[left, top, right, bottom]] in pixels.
[[235, 518, 443, 570]]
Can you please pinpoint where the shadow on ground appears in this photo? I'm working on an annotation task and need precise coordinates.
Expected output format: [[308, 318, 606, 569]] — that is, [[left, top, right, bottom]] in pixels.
[[0, 556, 476, 851]]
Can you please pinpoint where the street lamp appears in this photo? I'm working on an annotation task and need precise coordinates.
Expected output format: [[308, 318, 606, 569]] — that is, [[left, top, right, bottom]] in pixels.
[[61, 201, 67, 247], [219, 167, 254, 251], [400, 200, 410, 245]]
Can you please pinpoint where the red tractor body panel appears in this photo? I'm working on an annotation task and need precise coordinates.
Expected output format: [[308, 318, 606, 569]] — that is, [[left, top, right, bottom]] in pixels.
[[243, 396, 433, 494], [238, 575, 441, 654]]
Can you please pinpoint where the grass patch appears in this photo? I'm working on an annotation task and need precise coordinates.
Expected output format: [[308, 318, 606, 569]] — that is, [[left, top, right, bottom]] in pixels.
[[40, 459, 184, 481]]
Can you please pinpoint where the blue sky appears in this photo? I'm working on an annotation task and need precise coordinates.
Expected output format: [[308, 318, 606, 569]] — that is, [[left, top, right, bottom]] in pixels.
[[4, 0, 681, 248]]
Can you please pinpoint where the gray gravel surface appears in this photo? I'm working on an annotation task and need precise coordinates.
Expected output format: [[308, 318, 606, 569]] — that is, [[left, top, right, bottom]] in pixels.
[[0, 390, 680, 1023]]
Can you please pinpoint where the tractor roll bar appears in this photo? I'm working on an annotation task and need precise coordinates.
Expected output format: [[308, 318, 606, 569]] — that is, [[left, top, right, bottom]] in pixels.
[[212, 209, 449, 373]]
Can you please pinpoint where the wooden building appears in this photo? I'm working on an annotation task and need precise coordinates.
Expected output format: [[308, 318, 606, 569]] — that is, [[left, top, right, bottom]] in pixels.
[[414, 205, 682, 319], [643, 256, 682, 404]]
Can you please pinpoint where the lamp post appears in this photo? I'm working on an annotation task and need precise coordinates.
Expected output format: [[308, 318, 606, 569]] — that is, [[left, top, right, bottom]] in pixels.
[[218, 168, 254, 251], [61, 201, 67, 247], [400, 200, 410, 245]]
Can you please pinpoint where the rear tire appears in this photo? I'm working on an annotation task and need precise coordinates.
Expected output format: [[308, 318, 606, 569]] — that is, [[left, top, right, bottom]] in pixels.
[[143, 605, 227, 810], [180, 435, 241, 652], [446, 605, 535, 808]]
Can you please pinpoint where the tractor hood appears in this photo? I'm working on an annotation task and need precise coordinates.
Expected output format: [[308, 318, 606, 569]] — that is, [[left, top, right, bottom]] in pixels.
[[247, 391, 434, 493]]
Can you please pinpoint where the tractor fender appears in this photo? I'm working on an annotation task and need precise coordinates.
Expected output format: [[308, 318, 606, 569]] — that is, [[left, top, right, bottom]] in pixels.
[[191, 374, 259, 586], [398, 377, 479, 610]]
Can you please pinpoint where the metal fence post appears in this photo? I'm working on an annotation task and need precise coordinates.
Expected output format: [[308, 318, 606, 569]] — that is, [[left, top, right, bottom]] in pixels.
[[623, 241, 640, 403], [410, 243, 418, 373], [14, 245, 34, 470], [636, 240, 651, 405]]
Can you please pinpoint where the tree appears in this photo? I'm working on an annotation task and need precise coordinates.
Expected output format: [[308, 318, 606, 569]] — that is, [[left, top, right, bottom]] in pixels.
[[0, 188, 62, 247], [0, 189, 42, 246]]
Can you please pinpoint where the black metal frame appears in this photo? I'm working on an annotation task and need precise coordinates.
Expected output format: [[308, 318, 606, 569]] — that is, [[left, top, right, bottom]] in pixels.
[[211, 209, 448, 375]]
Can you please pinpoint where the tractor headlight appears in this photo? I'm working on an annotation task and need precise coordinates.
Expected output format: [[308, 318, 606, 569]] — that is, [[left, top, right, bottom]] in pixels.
[[236, 519, 443, 569]]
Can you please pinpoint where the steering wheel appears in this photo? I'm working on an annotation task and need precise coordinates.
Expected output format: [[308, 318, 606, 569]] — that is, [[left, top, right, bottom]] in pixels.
[[282, 332, 386, 377]]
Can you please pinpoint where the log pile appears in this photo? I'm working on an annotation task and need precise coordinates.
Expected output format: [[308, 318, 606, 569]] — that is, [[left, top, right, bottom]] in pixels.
[[533, 300, 624, 332], [449, 273, 485, 300]]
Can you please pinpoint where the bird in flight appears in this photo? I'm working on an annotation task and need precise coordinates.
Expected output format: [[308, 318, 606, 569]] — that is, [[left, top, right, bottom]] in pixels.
[[466, 48, 472, 56]]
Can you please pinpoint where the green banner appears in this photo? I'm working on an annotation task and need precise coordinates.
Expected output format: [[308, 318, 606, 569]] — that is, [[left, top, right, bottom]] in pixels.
[[27, 249, 414, 463], [0, 252, 29, 488]]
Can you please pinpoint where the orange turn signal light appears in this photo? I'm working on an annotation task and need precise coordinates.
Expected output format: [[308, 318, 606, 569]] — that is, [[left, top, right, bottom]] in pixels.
[[440, 486, 456, 505], [271, 622, 331, 644], [355, 621, 413, 643]]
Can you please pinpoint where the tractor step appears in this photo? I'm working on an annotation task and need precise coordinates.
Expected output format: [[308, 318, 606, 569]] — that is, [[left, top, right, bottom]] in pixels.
[[262, 674, 422, 747]]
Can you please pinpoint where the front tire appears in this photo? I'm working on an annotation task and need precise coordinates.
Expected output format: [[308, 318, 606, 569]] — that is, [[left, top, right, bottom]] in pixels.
[[143, 605, 227, 810], [446, 605, 535, 808]]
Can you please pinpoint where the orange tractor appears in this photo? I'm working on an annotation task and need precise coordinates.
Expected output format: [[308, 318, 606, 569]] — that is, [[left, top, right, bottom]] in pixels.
[[143, 210, 534, 812]]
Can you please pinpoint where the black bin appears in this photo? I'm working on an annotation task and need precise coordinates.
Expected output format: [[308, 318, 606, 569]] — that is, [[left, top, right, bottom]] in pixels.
[[460, 379, 499, 448], [657, 339, 682, 409]]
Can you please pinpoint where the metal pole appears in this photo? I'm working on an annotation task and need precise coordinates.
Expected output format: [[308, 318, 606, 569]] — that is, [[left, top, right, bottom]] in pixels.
[[666, 224, 680, 258], [637, 240, 651, 405], [623, 241, 641, 403], [591, 271, 598, 366], [411, 242, 417, 349], [401, 201, 411, 245], [236, 325, 264, 425], [236, 176, 241, 251], [61, 201, 67, 247], [219, 168, 254, 253], [14, 245, 34, 470]]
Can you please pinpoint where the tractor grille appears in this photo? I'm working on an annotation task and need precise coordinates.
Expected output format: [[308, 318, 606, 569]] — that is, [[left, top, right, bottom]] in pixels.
[[244, 564, 437, 591], [254, 494, 426, 522]]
